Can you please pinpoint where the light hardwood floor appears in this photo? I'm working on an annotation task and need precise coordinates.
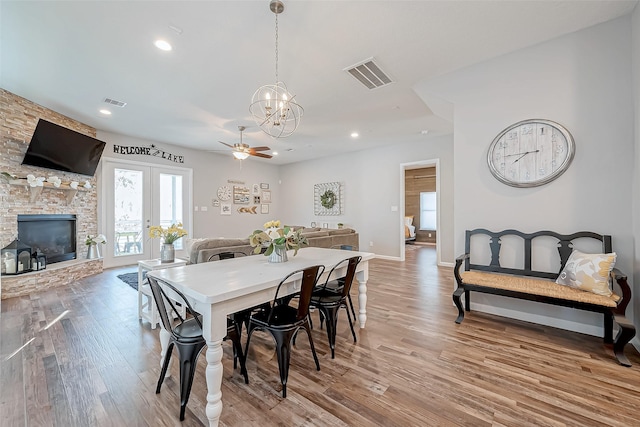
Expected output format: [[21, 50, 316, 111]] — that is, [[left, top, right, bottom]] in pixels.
[[1, 246, 639, 426]]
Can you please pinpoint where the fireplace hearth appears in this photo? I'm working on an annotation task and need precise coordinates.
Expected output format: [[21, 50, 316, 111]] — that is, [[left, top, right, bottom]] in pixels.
[[17, 214, 77, 264]]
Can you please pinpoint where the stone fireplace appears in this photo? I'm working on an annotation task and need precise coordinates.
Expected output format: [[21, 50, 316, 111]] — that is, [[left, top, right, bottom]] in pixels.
[[0, 89, 103, 299]]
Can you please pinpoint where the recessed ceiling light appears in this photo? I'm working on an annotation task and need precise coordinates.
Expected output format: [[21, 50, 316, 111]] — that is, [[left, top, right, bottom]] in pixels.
[[421, 130, 429, 135], [99, 109, 112, 115], [154, 40, 172, 51], [351, 132, 359, 138], [272, 152, 278, 156]]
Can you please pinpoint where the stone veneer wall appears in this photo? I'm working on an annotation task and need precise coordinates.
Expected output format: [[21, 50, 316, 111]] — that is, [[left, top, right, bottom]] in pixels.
[[0, 89, 103, 298], [1, 259, 103, 299]]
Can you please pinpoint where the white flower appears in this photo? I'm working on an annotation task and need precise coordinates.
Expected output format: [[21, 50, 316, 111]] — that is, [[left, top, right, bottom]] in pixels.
[[47, 176, 61, 188], [86, 234, 107, 245], [84, 181, 92, 189], [267, 229, 281, 240], [70, 181, 79, 189], [27, 174, 45, 187]]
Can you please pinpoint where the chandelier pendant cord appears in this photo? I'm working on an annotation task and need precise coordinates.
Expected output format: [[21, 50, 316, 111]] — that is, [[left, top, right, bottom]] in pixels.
[[275, 12, 279, 85]]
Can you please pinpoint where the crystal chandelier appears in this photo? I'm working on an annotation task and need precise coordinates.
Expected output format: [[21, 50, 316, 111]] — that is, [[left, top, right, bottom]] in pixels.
[[250, 0, 303, 138]]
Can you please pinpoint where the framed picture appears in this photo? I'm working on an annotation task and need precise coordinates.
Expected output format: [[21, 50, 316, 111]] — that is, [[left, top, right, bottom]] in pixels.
[[262, 190, 271, 203], [252, 184, 260, 195], [254, 195, 261, 204], [261, 204, 269, 214], [260, 183, 269, 189], [220, 203, 232, 215], [310, 221, 317, 227], [233, 185, 250, 204]]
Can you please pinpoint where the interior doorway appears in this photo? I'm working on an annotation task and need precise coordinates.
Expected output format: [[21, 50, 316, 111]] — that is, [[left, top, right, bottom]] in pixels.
[[399, 159, 440, 263]]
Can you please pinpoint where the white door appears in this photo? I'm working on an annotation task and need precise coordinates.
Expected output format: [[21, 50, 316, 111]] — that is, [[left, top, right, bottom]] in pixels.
[[102, 159, 192, 268]]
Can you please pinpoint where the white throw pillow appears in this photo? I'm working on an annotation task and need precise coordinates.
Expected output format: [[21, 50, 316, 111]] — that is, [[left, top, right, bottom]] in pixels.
[[555, 250, 616, 297]]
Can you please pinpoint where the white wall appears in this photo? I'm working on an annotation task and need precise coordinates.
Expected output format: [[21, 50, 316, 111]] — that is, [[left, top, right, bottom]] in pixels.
[[632, 5, 640, 346], [278, 135, 455, 263], [416, 16, 635, 336], [97, 131, 282, 239]]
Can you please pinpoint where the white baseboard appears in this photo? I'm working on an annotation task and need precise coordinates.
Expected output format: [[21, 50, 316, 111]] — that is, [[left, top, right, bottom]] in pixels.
[[439, 261, 454, 268], [375, 254, 401, 261]]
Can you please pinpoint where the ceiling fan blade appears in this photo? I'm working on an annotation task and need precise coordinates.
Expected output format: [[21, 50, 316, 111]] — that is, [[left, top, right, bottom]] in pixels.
[[250, 152, 272, 159], [218, 141, 234, 149], [250, 146, 271, 152]]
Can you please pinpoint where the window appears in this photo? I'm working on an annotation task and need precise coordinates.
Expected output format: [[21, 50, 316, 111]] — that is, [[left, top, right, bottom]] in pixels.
[[420, 192, 436, 230]]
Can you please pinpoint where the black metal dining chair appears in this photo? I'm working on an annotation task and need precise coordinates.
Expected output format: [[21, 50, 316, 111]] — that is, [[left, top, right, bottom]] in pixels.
[[328, 244, 359, 320], [204, 250, 266, 353], [244, 265, 325, 398], [310, 256, 362, 359], [207, 251, 248, 262], [148, 276, 248, 421]]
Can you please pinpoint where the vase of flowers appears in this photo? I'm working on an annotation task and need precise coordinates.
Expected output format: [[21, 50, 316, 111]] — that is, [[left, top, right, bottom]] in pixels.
[[85, 234, 107, 259], [249, 220, 307, 263], [149, 223, 188, 263]]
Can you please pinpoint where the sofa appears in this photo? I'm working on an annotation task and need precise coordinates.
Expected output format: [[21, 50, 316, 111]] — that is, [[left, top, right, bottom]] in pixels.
[[187, 227, 359, 264]]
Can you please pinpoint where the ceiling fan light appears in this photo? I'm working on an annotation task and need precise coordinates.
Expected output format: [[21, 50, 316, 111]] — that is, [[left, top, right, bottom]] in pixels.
[[233, 151, 250, 160]]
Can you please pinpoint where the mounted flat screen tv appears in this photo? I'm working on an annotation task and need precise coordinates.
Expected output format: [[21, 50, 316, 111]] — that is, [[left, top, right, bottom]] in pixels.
[[22, 119, 106, 176]]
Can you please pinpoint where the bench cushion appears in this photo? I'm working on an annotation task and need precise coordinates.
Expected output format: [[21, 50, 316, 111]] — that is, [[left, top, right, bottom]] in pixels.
[[461, 271, 620, 308]]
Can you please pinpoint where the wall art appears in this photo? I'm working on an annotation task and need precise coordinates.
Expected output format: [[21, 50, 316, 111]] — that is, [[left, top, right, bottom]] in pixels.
[[220, 204, 232, 215], [113, 143, 184, 163], [238, 206, 257, 214], [314, 182, 342, 215], [261, 204, 269, 214], [262, 190, 271, 203], [233, 185, 250, 204]]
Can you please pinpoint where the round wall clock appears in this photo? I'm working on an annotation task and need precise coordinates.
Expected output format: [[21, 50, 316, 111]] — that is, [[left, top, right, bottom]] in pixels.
[[217, 185, 231, 201], [487, 119, 575, 188]]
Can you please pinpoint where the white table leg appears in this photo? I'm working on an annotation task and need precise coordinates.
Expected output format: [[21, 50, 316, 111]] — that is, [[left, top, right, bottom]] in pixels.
[[356, 267, 369, 328], [201, 308, 229, 427], [204, 339, 224, 426], [159, 326, 172, 378], [138, 267, 144, 319]]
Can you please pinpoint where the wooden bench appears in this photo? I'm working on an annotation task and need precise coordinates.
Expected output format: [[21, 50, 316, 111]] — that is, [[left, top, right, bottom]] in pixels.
[[452, 229, 635, 366]]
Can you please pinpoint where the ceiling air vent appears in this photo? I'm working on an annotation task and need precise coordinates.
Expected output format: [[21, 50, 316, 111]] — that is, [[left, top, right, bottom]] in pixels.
[[344, 58, 393, 90], [103, 98, 127, 108]]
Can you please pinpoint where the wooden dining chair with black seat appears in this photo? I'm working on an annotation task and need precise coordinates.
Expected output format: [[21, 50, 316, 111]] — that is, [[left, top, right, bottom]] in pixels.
[[244, 264, 325, 398], [310, 256, 362, 359], [147, 276, 248, 421]]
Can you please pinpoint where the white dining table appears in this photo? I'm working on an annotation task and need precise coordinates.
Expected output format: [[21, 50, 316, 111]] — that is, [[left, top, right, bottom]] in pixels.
[[147, 246, 375, 427]]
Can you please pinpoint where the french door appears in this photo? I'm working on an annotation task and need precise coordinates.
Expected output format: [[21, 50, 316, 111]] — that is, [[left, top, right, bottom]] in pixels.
[[101, 158, 192, 268]]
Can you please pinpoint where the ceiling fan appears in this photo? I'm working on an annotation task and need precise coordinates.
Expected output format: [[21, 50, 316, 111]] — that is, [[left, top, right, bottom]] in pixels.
[[219, 126, 272, 160]]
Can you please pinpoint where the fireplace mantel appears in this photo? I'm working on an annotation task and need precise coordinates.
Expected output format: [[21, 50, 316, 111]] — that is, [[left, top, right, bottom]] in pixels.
[[8, 178, 89, 204]]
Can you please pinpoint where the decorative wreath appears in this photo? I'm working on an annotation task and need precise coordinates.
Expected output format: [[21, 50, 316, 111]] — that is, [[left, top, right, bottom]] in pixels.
[[320, 190, 337, 209]]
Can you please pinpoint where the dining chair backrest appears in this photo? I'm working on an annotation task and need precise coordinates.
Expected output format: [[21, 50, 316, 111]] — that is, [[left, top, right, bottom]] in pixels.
[[148, 276, 202, 334], [207, 251, 248, 262], [270, 265, 325, 323], [322, 256, 362, 298]]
